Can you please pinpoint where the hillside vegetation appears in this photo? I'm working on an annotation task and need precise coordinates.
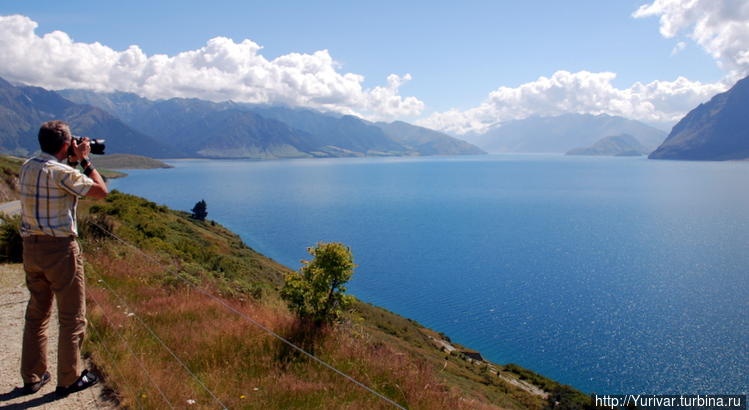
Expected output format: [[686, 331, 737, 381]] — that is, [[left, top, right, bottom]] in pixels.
[[0, 155, 22, 201], [1, 155, 595, 409]]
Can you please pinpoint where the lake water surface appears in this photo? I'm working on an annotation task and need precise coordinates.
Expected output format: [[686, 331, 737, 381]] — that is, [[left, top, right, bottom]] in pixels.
[[110, 154, 749, 395]]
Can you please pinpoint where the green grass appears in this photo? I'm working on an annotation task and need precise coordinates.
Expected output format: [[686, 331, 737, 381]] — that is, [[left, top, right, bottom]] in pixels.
[[80, 191, 288, 292]]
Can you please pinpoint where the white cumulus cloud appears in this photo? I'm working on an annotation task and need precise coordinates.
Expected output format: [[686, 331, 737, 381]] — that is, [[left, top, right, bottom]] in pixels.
[[633, 0, 749, 79], [0, 14, 423, 120], [417, 70, 727, 135], [420, 1, 747, 135]]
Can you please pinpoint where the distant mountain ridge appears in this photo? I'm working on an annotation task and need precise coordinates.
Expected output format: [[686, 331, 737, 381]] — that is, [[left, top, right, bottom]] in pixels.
[[649, 75, 749, 160], [56, 88, 485, 159], [377, 121, 484, 155], [471, 113, 666, 154], [0, 78, 178, 157]]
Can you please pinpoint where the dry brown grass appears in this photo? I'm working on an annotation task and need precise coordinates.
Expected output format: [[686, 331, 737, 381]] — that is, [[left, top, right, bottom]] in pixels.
[[83, 243, 507, 409]]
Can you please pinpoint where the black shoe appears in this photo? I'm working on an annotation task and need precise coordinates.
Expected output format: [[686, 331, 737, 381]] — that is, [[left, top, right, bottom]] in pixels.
[[55, 370, 98, 397], [22, 371, 50, 395]]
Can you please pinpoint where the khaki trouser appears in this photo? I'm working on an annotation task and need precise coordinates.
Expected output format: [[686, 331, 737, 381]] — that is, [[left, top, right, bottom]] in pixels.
[[21, 236, 86, 388]]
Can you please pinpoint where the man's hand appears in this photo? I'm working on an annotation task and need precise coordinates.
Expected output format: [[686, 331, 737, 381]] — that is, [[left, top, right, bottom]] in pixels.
[[69, 138, 91, 162]]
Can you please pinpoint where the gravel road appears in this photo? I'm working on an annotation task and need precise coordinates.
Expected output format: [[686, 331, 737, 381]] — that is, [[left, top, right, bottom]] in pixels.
[[0, 264, 111, 409], [0, 200, 20, 217]]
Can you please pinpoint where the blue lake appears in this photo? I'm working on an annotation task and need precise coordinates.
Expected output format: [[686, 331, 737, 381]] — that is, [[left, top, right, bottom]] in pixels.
[[109, 154, 749, 395]]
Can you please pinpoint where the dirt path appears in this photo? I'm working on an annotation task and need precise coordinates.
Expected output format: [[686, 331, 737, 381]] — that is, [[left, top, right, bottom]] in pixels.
[[0, 200, 21, 217], [0, 264, 111, 409]]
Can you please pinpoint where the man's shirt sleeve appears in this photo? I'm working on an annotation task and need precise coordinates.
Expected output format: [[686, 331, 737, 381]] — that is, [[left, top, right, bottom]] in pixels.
[[55, 167, 95, 197]]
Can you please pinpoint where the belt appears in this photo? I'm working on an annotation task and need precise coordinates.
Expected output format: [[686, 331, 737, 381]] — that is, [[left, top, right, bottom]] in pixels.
[[23, 235, 75, 243]]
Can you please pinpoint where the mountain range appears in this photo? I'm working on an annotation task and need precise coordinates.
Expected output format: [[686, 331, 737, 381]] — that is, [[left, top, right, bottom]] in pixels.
[[649, 75, 749, 160], [55, 87, 484, 159], [469, 113, 667, 154], [0, 78, 484, 159], [0, 77, 178, 157], [4, 73, 748, 161]]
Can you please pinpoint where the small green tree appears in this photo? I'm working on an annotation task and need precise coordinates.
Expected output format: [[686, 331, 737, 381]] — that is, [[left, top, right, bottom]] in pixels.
[[191, 199, 207, 221], [281, 242, 356, 324]]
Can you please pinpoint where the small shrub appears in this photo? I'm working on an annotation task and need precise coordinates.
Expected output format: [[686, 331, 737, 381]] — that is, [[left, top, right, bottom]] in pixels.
[[0, 214, 22, 262], [79, 213, 115, 242], [280, 242, 356, 324]]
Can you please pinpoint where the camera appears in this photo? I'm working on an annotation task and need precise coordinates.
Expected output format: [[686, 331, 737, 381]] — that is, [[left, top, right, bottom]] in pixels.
[[68, 136, 106, 156]]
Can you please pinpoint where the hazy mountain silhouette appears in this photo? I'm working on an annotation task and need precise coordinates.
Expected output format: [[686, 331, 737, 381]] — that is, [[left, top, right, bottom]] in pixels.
[[566, 134, 648, 156], [473, 113, 665, 154]]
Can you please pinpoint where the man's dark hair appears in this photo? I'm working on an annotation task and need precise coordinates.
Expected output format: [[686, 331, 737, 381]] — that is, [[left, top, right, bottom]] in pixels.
[[38, 120, 72, 155]]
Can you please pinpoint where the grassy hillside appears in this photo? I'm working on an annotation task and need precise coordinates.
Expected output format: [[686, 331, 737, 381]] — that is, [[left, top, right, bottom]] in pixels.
[[1, 155, 596, 409], [0, 156, 23, 201]]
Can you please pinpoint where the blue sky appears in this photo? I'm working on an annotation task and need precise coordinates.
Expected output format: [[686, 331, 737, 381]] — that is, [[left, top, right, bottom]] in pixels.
[[0, 1, 745, 134]]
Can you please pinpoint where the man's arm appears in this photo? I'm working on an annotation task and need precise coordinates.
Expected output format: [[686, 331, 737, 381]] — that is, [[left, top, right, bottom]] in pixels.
[[84, 166, 108, 199], [71, 139, 108, 199]]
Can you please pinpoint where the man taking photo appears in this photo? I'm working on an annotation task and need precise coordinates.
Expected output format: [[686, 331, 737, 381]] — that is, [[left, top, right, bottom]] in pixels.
[[18, 120, 108, 397]]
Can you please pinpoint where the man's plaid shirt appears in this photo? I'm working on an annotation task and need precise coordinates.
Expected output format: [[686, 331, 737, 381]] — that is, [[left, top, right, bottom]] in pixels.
[[19, 152, 94, 237]]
